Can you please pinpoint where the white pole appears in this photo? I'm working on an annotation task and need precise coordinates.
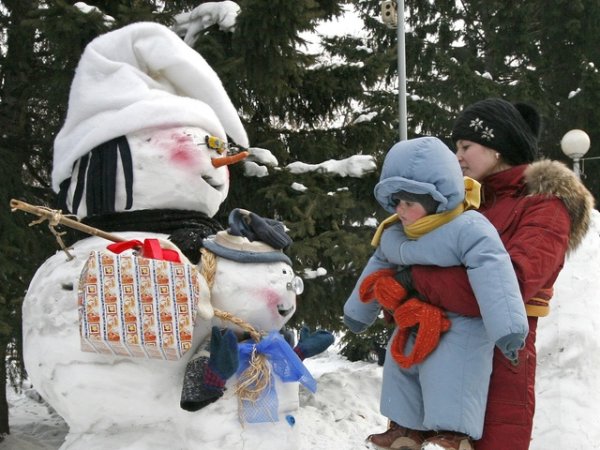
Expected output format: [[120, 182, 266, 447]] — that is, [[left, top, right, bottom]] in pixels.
[[573, 157, 581, 180], [397, 0, 407, 140]]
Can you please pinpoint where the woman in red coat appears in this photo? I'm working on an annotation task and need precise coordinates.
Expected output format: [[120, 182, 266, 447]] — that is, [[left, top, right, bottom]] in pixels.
[[407, 98, 594, 449]]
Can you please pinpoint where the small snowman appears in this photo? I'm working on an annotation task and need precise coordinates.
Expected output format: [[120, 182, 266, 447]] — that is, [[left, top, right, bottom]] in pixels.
[[178, 208, 333, 449], [22, 22, 331, 450]]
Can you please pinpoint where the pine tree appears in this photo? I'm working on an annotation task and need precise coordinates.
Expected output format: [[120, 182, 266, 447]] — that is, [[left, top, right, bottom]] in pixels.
[[0, 0, 57, 435], [396, 0, 600, 190]]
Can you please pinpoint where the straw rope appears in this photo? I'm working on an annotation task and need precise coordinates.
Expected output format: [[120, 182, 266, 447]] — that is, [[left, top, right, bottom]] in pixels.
[[199, 248, 217, 290]]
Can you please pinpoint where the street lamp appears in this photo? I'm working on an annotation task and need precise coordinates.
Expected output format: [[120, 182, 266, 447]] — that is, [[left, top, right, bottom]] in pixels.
[[560, 129, 590, 179]]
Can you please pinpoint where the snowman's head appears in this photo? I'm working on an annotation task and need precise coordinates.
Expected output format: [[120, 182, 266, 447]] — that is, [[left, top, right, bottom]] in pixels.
[[208, 256, 300, 332], [200, 209, 299, 332], [51, 22, 250, 219], [60, 126, 245, 219]]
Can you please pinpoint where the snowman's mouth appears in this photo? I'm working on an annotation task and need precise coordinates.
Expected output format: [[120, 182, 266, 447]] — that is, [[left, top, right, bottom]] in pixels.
[[277, 305, 294, 317], [203, 175, 224, 191]]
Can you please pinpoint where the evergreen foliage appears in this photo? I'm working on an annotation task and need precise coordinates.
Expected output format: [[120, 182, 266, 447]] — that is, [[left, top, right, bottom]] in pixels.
[[1, 0, 599, 436]]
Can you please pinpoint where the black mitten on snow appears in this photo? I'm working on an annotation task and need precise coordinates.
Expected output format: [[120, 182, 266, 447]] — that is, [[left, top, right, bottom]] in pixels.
[[180, 327, 239, 411]]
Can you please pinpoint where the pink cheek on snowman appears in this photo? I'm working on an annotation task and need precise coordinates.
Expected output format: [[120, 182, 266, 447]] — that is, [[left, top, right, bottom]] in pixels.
[[259, 288, 283, 318], [167, 133, 201, 167]]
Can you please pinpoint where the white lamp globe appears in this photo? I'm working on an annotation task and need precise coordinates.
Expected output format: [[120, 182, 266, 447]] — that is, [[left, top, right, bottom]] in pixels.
[[561, 129, 591, 159]]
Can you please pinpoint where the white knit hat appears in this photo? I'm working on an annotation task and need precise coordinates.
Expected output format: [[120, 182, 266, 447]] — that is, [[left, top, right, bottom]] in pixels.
[[52, 21, 248, 192]]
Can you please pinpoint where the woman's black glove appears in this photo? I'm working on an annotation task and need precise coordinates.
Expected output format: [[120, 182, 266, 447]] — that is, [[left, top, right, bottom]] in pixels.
[[394, 267, 416, 297]]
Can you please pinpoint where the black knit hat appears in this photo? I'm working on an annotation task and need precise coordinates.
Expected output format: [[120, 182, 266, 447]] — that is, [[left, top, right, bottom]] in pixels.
[[451, 98, 541, 165], [391, 191, 440, 215]]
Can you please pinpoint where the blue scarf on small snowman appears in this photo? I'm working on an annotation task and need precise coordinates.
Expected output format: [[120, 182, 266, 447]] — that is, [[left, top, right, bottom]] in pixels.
[[237, 332, 316, 423]]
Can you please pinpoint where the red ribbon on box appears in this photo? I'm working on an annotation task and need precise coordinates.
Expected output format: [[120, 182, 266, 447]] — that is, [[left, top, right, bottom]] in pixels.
[[107, 238, 181, 263]]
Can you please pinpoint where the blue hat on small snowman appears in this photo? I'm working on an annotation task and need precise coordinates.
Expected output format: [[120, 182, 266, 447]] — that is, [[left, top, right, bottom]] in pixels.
[[202, 209, 293, 265]]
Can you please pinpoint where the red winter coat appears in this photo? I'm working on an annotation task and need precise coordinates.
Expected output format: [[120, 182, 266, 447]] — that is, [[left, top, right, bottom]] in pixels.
[[411, 161, 594, 450]]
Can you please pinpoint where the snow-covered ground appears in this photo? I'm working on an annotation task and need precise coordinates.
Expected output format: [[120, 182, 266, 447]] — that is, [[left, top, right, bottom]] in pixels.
[[3, 211, 600, 450]]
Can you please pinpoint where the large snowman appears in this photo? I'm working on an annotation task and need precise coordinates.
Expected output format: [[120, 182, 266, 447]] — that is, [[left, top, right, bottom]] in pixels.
[[22, 22, 329, 450]]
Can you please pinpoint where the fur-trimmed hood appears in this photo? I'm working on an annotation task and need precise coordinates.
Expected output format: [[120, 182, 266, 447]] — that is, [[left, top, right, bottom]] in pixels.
[[525, 159, 595, 253]]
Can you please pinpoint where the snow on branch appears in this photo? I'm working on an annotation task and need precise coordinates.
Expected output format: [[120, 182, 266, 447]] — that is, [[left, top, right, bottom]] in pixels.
[[74, 2, 115, 25], [173, 1, 240, 46], [286, 155, 377, 178], [242, 150, 376, 179]]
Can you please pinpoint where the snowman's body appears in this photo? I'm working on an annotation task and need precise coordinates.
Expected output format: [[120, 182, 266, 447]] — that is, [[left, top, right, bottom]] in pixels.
[[23, 232, 301, 450]]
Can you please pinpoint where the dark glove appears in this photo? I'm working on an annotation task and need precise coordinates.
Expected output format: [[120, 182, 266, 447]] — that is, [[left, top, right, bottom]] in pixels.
[[228, 209, 292, 249], [382, 309, 395, 324], [208, 326, 239, 378], [180, 326, 239, 411], [496, 333, 526, 364], [293, 326, 335, 360], [394, 267, 415, 296], [247, 212, 292, 249]]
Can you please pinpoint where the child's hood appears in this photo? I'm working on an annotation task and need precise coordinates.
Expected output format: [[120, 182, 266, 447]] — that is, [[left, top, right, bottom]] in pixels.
[[374, 137, 465, 214]]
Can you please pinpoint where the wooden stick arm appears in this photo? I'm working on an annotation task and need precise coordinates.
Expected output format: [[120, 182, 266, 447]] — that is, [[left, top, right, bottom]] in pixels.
[[10, 199, 126, 243]]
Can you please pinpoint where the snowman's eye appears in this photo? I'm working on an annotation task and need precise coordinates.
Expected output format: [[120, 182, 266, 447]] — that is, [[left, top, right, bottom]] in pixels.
[[282, 268, 289, 275]]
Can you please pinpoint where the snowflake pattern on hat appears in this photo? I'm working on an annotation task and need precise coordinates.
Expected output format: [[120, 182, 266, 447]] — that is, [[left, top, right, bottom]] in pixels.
[[470, 118, 484, 131], [469, 117, 494, 141]]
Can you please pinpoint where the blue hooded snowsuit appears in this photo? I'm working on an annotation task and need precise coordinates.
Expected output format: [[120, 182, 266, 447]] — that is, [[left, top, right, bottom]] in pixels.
[[343, 137, 528, 439]]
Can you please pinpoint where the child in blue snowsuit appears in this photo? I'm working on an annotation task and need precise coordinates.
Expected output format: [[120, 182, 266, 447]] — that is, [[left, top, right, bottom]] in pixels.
[[343, 137, 528, 449]]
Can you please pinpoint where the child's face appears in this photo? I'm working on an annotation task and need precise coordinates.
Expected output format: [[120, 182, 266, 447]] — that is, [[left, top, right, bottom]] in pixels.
[[395, 200, 428, 226]]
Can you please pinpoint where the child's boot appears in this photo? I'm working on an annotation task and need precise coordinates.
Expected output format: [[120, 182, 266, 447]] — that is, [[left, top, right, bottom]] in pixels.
[[366, 421, 425, 450], [421, 432, 474, 450]]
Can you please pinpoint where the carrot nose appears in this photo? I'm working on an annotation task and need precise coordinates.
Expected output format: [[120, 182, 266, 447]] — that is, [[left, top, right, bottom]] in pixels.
[[211, 151, 249, 168]]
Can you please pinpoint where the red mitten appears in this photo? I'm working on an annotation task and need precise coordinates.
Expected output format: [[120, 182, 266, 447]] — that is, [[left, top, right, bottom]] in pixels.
[[374, 276, 408, 310], [359, 269, 395, 303], [359, 269, 408, 311], [391, 298, 451, 368]]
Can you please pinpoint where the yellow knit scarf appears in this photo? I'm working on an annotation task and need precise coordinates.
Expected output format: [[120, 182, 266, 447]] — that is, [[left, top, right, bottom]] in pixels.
[[371, 177, 481, 246]]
